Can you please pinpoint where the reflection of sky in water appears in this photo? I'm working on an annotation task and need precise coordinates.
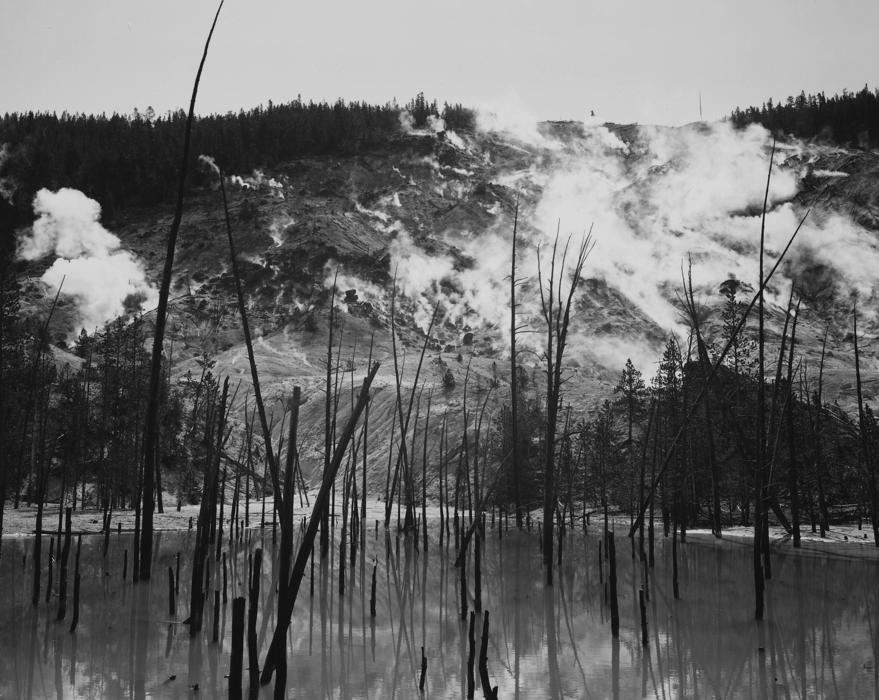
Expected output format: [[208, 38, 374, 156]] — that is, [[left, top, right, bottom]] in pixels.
[[1, 526, 877, 699]]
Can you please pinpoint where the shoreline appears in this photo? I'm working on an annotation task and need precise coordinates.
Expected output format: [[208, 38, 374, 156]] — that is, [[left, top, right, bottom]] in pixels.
[[5, 501, 879, 561], [682, 524, 879, 560]]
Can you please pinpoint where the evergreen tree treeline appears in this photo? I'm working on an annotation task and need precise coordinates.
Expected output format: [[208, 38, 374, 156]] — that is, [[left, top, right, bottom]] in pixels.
[[489, 280, 877, 541], [0, 313, 246, 514], [730, 84, 879, 147], [0, 95, 475, 223]]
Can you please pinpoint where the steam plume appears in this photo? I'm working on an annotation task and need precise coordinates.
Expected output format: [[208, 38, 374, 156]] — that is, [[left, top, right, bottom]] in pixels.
[[327, 116, 879, 373], [18, 188, 158, 333]]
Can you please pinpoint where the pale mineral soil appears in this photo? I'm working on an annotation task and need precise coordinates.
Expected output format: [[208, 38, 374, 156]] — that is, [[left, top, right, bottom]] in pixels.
[[4, 496, 879, 561], [0, 493, 444, 537], [684, 522, 879, 559]]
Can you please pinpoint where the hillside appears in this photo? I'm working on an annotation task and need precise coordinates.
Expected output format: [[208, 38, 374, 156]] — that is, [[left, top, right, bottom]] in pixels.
[[10, 115, 879, 485]]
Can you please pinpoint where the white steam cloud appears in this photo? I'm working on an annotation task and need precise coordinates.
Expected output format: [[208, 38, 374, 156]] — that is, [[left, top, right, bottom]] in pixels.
[[493, 119, 875, 335], [198, 153, 221, 177], [228, 169, 285, 197], [326, 116, 879, 374], [19, 188, 158, 333], [398, 110, 447, 136]]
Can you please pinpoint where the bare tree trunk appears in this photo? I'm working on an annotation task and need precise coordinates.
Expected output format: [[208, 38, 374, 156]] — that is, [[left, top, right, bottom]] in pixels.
[[139, 2, 224, 581], [853, 304, 879, 546], [813, 327, 830, 535], [260, 363, 379, 686], [509, 200, 523, 527], [681, 263, 721, 537], [754, 140, 776, 620], [386, 290, 437, 529], [786, 297, 802, 547], [538, 230, 593, 585], [189, 378, 229, 634], [628, 195, 809, 539], [422, 393, 431, 552], [322, 279, 337, 557]]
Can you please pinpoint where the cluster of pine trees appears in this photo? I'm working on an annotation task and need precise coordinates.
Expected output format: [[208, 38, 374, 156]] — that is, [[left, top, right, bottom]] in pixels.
[[494, 279, 876, 549], [0, 94, 475, 224], [0, 281, 238, 539], [729, 84, 879, 147]]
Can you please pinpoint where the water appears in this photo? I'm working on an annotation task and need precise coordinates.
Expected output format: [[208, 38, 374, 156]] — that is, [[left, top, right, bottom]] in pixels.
[[1, 524, 877, 699]]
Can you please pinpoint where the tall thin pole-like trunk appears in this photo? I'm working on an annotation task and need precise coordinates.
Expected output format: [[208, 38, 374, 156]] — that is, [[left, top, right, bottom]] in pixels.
[[509, 199, 523, 527], [537, 229, 593, 585], [813, 327, 830, 535], [28, 282, 63, 604], [628, 196, 809, 539], [321, 279, 338, 558], [853, 304, 879, 546], [422, 393, 431, 552], [260, 362, 380, 687], [361, 337, 373, 523], [638, 402, 657, 555], [279, 387, 300, 620], [190, 378, 229, 633], [682, 262, 721, 538], [140, 2, 224, 581], [786, 297, 802, 547], [754, 139, 776, 620], [216, 165, 283, 543], [386, 289, 438, 530]]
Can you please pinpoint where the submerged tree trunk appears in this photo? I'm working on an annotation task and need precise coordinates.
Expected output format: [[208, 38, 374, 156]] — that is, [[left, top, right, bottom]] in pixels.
[[260, 362, 379, 687], [853, 304, 879, 546], [538, 231, 593, 585], [753, 140, 775, 620], [139, 2, 224, 581], [813, 327, 830, 536], [786, 298, 802, 548], [509, 200, 522, 527]]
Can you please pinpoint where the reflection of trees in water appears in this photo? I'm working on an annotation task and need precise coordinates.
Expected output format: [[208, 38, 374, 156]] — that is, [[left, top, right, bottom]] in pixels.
[[0, 530, 877, 698], [650, 543, 879, 700]]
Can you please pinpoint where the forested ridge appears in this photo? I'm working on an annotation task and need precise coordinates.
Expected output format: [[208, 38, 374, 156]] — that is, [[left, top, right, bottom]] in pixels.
[[729, 83, 879, 147], [0, 94, 474, 225], [4, 83, 875, 236]]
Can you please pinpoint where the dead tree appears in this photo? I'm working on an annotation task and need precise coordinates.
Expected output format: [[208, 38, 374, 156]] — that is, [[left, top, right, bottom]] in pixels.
[[628, 189, 810, 545], [139, 1, 224, 580], [509, 199, 526, 527], [537, 228, 593, 585], [260, 362, 380, 688], [853, 303, 879, 546]]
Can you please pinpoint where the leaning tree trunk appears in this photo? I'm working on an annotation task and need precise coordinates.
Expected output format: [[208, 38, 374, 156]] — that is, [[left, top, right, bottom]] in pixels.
[[260, 362, 379, 687]]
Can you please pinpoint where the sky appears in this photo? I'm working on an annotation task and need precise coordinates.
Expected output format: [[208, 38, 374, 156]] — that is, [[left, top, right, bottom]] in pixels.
[[1, 0, 877, 126]]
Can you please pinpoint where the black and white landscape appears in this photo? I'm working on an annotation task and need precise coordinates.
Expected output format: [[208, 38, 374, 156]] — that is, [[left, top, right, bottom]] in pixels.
[[2, 2, 879, 698]]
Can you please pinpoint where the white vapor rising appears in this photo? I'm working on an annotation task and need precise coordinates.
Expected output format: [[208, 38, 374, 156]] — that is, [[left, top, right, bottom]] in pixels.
[[198, 153, 221, 176], [19, 188, 158, 332], [499, 120, 877, 336], [227, 169, 285, 197], [398, 110, 446, 136], [325, 117, 879, 374]]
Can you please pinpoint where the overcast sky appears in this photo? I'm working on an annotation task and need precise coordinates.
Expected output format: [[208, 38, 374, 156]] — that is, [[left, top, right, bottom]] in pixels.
[[1, 0, 876, 126]]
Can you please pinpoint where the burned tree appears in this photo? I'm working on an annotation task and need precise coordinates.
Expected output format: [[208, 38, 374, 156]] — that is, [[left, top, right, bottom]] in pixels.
[[537, 228, 593, 585]]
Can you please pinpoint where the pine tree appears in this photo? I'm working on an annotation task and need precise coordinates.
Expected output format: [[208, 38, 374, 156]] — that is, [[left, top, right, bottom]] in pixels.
[[613, 359, 648, 521]]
